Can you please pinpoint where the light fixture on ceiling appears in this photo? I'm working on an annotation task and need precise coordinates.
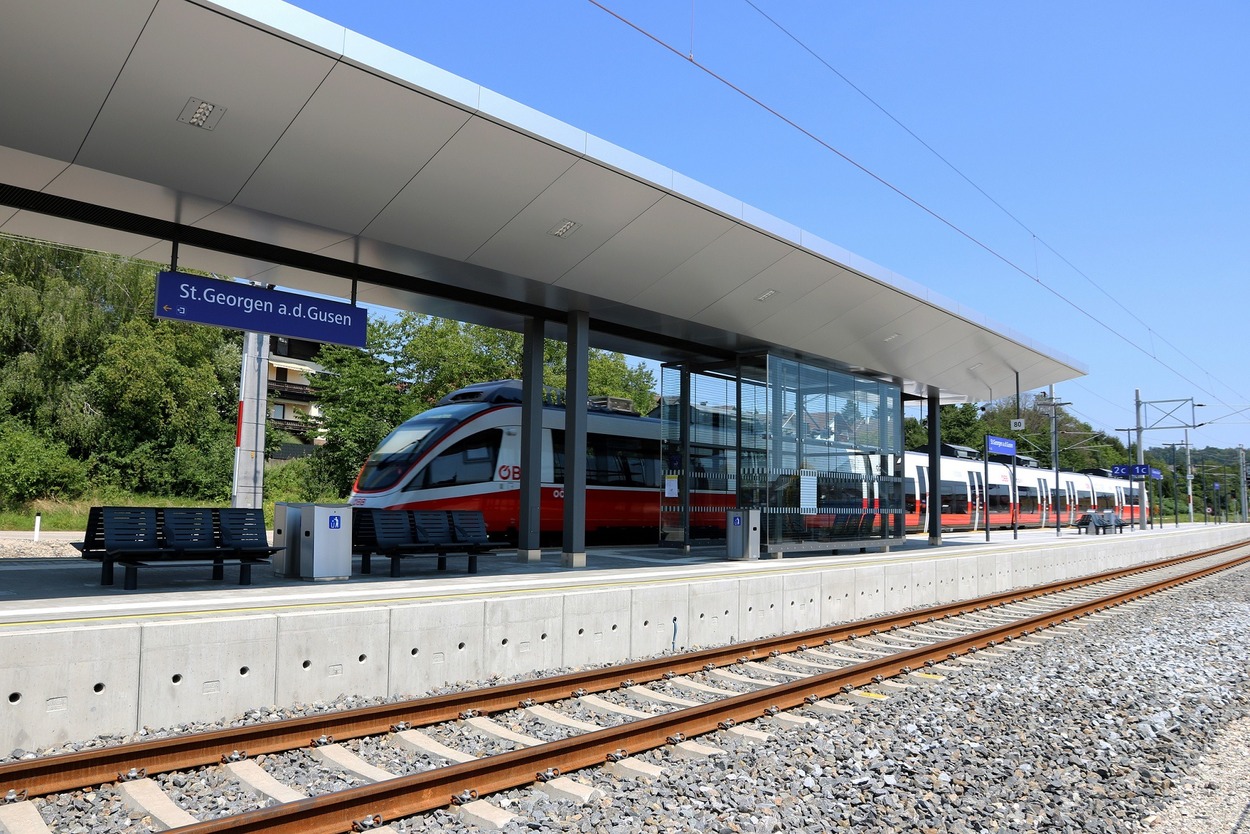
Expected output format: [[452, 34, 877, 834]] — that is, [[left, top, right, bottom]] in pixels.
[[755, 289, 778, 302], [967, 363, 983, 372], [548, 219, 581, 238], [883, 332, 900, 342], [177, 97, 225, 130]]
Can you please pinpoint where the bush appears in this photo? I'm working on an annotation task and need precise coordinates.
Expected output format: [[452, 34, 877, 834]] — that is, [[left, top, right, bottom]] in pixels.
[[0, 420, 89, 507], [264, 456, 343, 504]]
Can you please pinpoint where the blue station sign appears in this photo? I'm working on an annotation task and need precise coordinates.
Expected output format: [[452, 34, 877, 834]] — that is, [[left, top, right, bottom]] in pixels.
[[1131, 464, 1150, 477], [986, 435, 1016, 457], [155, 271, 367, 347], [1111, 464, 1129, 477]]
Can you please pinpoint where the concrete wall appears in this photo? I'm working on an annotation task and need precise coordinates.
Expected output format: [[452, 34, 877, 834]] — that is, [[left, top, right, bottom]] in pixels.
[[3, 526, 1246, 754]]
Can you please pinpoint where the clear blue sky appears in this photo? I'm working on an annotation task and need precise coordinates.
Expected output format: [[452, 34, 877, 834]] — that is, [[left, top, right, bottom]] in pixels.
[[289, 0, 1249, 453]]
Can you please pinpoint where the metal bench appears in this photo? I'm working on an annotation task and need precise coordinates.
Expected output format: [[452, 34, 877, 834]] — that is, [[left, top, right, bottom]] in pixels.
[[77, 506, 279, 589], [355, 508, 500, 576]]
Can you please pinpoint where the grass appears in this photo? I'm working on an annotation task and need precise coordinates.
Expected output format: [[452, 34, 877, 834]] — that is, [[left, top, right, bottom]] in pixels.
[[0, 496, 231, 532]]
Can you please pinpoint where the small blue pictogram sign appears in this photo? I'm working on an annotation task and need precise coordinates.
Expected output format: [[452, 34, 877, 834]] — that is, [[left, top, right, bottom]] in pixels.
[[733, 516, 742, 526], [328, 515, 341, 529]]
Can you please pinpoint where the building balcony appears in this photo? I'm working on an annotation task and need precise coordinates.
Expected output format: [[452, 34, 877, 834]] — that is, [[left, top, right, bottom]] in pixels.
[[267, 379, 315, 400]]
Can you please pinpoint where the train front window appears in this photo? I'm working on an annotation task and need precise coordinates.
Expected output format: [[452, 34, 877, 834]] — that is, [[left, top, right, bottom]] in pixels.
[[354, 404, 483, 492], [419, 429, 502, 489]]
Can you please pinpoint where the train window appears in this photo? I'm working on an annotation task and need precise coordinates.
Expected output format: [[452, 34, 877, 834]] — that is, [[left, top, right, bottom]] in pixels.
[[1095, 490, 1115, 511], [1018, 485, 1039, 514], [1077, 490, 1092, 510], [555, 432, 661, 488], [418, 429, 502, 489], [356, 405, 479, 491], [938, 480, 967, 514], [903, 478, 916, 513], [987, 483, 1012, 512]]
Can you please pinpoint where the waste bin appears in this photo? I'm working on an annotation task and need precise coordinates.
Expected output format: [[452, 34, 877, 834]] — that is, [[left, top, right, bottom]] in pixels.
[[726, 509, 760, 560], [297, 503, 353, 580], [272, 502, 308, 578]]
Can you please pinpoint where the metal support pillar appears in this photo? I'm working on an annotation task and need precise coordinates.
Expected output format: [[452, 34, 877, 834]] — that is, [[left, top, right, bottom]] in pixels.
[[678, 367, 692, 552], [518, 316, 545, 562], [231, 331, 269, 509], [562, 311, 589, 567], [927, 386, 942, 546], [893, 381, 905, 540]]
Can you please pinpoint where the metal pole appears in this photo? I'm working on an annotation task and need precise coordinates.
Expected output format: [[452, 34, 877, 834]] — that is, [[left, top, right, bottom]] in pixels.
[[1134, 388, 1144, 531], [1185, 429, 1194, 523], [1125, 428, 1135, 530], [1240, 445, 1247, 524], [983, 435, 990, 543], [1171, 445, 1179, 527], [1195, 460, 1205, 525], [1051, 385, 1060, 537]]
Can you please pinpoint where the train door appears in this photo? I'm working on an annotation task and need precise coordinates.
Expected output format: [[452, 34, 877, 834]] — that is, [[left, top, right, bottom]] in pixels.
[[968, 471, 984, 531], [1038, 479, 1050, 527], [1114, 485, 1125, 518], [916, 465, 929, 533], [1064, 479, 1077, 524]]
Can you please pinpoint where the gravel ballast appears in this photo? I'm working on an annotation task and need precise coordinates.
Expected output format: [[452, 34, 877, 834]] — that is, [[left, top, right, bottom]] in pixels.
[[5, 553, 1249, 833]]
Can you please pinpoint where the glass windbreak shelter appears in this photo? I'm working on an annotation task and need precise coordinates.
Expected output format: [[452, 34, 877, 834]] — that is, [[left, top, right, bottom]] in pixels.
[[659, 355, 904, 553]]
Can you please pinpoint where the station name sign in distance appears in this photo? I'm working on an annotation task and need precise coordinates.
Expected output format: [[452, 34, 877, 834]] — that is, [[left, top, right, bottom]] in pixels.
[[987, 435, 1016, 457], [154, 271, 366, 348]]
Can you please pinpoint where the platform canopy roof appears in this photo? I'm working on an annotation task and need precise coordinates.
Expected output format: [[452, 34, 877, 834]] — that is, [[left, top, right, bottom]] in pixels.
[[0, 0, 1085, 403]]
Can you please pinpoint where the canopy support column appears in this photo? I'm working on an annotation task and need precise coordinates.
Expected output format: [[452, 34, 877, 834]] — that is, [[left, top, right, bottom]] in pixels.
[[562, 310, 589, 567], [518, 316, 545, 562], [927, 386, 943, 546]]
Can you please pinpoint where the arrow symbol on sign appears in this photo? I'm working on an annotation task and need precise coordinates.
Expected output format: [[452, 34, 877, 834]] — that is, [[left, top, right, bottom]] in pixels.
[[162, 304, 172, 312]]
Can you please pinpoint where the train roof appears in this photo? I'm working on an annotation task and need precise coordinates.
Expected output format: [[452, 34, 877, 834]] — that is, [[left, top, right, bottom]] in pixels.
[[436, 380, 642, 416]]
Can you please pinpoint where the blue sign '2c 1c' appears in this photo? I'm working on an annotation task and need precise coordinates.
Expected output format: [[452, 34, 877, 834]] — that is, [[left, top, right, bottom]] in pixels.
[[154, 271, 367, 347]]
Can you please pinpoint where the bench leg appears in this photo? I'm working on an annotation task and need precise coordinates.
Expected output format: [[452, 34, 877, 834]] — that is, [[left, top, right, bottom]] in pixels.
[[212, 559, 225, 581], [239, 562, 252, 585], [390, 556, 402, 578], [361, 553, 372, 575], [437, 555, 447, 571], [123, 565, 139, 591], [102, 558, 115, 586], [468, 555, 478, 574]]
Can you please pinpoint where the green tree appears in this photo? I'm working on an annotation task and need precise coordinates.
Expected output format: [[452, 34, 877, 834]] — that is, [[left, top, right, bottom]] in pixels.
[[86, 317, 238, 497], [306, 320, 415, 497], [0, 418, 89, 507], [0, 237, 155, 453]]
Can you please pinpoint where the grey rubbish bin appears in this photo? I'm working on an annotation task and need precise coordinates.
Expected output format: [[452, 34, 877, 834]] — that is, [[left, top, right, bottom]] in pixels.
[[297, 503, 353, 581], [726, 509, 761, 560], [272, 502, 309, 578]]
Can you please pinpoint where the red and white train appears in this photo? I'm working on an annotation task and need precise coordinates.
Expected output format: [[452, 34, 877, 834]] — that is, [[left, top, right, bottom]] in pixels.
[[349, 380, 1148, 540]]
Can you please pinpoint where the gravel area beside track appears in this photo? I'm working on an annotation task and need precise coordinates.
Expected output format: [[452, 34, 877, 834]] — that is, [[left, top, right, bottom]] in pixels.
[[0, 535, 80, 559], [5, 552, 1250, 832]]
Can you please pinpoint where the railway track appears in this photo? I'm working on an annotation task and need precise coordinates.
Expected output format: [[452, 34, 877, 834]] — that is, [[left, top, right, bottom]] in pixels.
[[3, 543, 1247, 833]]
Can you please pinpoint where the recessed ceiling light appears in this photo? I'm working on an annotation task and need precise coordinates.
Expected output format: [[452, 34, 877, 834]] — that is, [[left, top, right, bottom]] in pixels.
[[883, 333, 900, 342], [177, 97, 225, 130], [755, 289, 778, 302], [967, 363, 983, 372], [548, 219, 581, 238]]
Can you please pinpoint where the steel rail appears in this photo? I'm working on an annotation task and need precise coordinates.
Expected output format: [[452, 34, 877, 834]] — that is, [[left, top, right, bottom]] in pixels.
[[2, 540, 1246, 798], [164, 546, 1250, 834]]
